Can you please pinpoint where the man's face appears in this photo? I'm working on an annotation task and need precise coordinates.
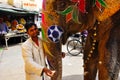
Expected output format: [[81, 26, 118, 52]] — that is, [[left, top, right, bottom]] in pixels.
[[0, 18, 3, 23], [27, 25, 39, 38]]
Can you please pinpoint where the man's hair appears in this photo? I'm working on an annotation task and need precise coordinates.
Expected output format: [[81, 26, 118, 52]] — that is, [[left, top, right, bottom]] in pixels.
[[0, 18, 3, 21], [25, 23, 37, 31]]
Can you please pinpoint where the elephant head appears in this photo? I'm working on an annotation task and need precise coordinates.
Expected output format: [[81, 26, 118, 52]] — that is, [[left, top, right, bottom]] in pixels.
[[42, 0, 99, 44], [42, 0, 120, 44]]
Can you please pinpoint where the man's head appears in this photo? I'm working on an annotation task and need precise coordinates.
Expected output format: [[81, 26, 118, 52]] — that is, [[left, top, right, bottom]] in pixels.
[[0, 18, 3, 23], [25, 23, 39, 38]]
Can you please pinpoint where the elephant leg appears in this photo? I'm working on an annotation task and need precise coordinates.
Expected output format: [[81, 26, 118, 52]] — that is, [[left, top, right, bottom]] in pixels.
[[98, 61, 111, 80], [84, 57, 98, 80], [83, 35, 99, 80], [98, 24, 120, 80], [111, 63, 120, 80], [98, 53, 120, 80], [48, 55, 62, 80], [46, 42, 63, 80], [98, 42, 120, 80]]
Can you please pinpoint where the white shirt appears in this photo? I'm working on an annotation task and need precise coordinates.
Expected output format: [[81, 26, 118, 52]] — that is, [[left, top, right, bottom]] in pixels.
[[22, 37, 49, 80]]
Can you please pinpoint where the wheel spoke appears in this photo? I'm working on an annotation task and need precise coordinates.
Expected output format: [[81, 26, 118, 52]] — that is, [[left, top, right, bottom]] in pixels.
[[67, 39, 83, 56], [69, 48, 75, 52]]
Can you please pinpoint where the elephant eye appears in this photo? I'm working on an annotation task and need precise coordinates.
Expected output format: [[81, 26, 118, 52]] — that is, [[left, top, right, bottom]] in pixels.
[[57, 1, 66, 10], [59, 2, 66, 7]]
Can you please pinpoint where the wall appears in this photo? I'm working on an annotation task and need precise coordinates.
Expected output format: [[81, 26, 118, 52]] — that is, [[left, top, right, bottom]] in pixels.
[[0, 0, 42, 12], [0, 0, 8, 4]]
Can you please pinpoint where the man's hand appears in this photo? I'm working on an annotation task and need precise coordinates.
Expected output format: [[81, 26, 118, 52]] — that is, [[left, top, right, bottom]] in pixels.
[[61, 52, 66, 58], [43, 68, 56, 77]]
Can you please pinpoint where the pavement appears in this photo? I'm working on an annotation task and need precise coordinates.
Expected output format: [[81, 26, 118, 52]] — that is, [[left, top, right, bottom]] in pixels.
[[62, 45, 83, 80], [1, 42, 120, 80], [0, 43, 84, 80], [0, 44, 25, 80]]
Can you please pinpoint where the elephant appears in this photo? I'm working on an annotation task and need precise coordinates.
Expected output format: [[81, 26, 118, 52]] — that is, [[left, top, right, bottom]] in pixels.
[[41, 0, 120, 80]]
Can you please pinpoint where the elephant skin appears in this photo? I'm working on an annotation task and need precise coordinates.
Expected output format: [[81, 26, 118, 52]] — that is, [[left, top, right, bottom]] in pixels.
[[42, 0, 120, 80]]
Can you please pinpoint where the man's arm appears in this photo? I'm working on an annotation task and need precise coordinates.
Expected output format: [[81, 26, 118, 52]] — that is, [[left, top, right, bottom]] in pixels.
[[22, 43, 44, 76]]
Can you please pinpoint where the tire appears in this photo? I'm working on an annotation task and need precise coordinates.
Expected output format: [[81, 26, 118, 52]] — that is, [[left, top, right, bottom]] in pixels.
[[67, 39, 83, 56]]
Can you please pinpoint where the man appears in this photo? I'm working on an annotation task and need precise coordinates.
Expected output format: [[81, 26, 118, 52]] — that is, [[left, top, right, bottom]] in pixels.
[[0, 18, 8, 34], [22, 23, 55, 80], [0, 18, 8, 46]]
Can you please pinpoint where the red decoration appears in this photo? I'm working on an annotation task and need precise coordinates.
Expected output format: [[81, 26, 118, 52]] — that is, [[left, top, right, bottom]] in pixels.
[[42, 0, 46, 10], [58, 0, 107, 23], [42, 13, 47, 28], [96, 0, 101, 11], [66, 12, 72, 23], [71, 0, 86, 13], [78, 0, 86, 13]]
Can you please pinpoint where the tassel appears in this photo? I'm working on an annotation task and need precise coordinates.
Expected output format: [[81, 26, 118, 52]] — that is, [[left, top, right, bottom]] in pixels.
[[43, 42, 54, 57]]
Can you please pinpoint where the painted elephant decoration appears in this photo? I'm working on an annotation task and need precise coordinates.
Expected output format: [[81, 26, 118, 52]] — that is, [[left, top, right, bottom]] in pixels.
[[41, 0, 120, 80]]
